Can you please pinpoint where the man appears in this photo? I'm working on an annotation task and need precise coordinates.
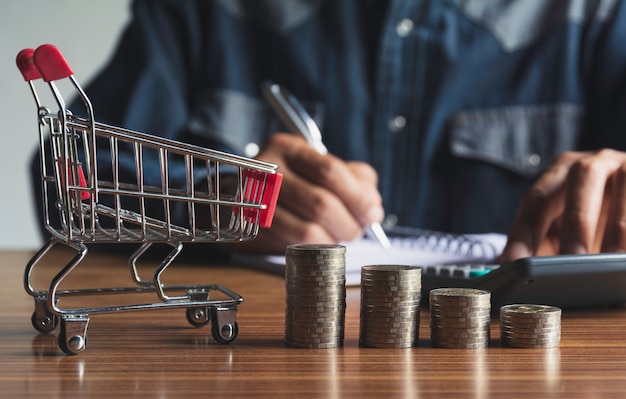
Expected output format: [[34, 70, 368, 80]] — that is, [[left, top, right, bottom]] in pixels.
[[32, 0, 626, 261]]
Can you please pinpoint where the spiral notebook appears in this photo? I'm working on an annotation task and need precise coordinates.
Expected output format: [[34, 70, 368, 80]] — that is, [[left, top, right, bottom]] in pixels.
[[236, 227, 507, 286]]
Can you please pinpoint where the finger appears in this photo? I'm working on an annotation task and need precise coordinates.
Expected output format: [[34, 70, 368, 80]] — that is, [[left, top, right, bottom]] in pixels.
[[500, 154, 573, 261], [601, 163, 626, 252], [288, 152, 383, 226], [346, 161, 384, 224], [559, 154, 617, 254], [256, 134, 367, 241], [278, 170, 364, 241], [593, 181, 612, 252], [347, 161, 379, 185]]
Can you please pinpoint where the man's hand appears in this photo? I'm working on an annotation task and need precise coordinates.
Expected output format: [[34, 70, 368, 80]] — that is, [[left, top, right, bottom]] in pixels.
[[500, 149, 626, 262], [234, 133, 384, 254]]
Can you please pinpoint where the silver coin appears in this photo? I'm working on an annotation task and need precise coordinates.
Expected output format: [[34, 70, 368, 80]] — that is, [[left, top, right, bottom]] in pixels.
[[360, 343, 416, 349], [431, 338, 489, 347], [286, 243, 346, 251], [285, 330, 344, 340], [363, 289, 422, 298], [286, 307, 346, 316], [360, 338, 417, 347], [362, 322, 420, 332], [361, 288, 422, 297], [501, 333, 561, 342], [430, 287, 490, 296], [285, 263, 346, 272], [500, 324, 561, 333], [286, 291, 346, 301], [286, 271, 345, 279], [363, 318, 420, 328], [362, 313, 420, 322], [431, 329, 489, 338], [500, 315, 561, 324], [431, 317, 489, 326], [430, 338, 488, 349], [286, 283, 346, 291], [285, 269, 346, 277], [361, 274, 422, 284], [361, 275, 422, 285], [285, 337, 344, 345], [500, 304, 561, 317], [502, 337, 560, 348], [430, 304, 491, 314], [501, 340, 560, 349], [284, 340, 343, 349], [286, 254, 344, 261], [500, 329, 561, 339], [362, 305, 421, 313], [361, 264, 422, 272], [286, 315, 345, 324]]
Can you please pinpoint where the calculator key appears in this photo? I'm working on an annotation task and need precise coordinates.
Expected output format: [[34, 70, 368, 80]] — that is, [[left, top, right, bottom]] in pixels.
[[453, 266, 470, 278]]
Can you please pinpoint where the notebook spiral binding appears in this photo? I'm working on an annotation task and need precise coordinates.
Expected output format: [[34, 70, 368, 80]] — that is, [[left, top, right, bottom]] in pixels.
[[385, 226, 500, 259]]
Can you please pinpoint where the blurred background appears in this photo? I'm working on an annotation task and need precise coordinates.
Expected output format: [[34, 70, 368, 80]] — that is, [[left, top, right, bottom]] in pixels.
[[1, 1, 130, 249]]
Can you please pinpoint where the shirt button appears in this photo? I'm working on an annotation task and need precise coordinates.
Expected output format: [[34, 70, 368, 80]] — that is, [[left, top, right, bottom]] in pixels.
[[388, 115, 406, 132], [244, 142, 260, 158], [396, 18, 414, 37], [527, 153, 541, 167]]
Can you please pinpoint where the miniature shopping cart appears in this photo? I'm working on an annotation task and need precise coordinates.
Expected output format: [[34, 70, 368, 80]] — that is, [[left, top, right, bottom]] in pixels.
[[16, 44, 282, 354]]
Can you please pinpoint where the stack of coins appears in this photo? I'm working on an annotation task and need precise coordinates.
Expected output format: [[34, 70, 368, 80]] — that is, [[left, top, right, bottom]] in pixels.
[[359, 265, 422, 348], [284, 244, 346, 348], [429, 288, 491, 349], [500, 304, 561, 348]]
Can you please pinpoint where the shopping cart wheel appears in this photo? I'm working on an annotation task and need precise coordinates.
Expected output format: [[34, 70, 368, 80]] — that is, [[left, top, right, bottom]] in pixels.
[[212, 321, 239, 344], [210, 307, 239, 344], [31, 310, 58, 333], [58, 315, 90, 355], [186, 307, 211, 328]]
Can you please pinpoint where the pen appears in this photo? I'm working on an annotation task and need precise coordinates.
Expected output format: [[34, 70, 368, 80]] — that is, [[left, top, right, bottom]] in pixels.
[[262, 80, 392, 250]]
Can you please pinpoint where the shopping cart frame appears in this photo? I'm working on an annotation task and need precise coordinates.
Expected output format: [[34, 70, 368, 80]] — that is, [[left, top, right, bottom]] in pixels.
[[17, 44, 282, 354]]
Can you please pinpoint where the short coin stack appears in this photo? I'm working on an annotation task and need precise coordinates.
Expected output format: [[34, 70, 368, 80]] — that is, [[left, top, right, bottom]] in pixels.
[[429, 288, 491, 349], [284, 244, 346, 348], [500, 304, 561, 348], [359, 265, 422, 348]]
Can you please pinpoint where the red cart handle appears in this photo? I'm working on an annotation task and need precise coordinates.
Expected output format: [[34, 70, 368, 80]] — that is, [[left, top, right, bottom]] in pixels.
[[33, 44, 74, 82], [16, 48, 40, 82], [16, 44, 74, 82]]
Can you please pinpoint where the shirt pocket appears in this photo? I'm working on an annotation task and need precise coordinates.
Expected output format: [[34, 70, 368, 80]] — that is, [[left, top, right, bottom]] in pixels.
[[448, 104, 584, 178], [452, 0, 617, 52], [216, 0, 322, 34]]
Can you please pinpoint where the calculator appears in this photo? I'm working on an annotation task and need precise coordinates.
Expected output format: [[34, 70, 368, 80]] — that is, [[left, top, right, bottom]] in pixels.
[[421, 253, 626, 310]]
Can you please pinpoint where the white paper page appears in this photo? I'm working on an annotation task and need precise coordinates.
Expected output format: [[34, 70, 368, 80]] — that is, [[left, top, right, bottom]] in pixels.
[[236, 230, 508, 286]]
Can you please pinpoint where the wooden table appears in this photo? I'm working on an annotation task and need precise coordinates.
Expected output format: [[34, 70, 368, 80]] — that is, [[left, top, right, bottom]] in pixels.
[[2, 247, 626, 398]]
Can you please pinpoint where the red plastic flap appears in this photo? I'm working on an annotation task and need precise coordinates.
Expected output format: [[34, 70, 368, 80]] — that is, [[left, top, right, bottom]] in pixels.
[[33, 44, 74, 82], [239, 170, 282, 229], [16, 48, 40, 82], [259, 172, 282, 229], [57, 157, 91, 200]]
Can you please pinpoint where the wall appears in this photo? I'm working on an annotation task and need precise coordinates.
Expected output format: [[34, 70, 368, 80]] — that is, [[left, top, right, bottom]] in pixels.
[[0, 1, 131, 249]]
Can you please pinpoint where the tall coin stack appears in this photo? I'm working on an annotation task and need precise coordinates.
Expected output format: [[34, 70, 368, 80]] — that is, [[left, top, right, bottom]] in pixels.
[[500, 304, 561, 348], [359, 265, 422, 348], [284, 244, 346, 348], [429, 288, 491, 349]]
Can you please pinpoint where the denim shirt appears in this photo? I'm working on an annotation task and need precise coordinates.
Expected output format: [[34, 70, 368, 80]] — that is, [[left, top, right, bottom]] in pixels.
[[46, 0, 626, 236]]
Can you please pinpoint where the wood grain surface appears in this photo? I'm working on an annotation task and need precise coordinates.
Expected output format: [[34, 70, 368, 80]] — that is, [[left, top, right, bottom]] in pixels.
[[2, 247, 626, 398]]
